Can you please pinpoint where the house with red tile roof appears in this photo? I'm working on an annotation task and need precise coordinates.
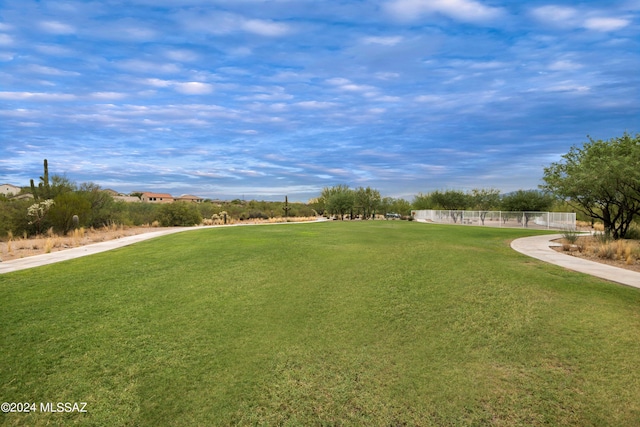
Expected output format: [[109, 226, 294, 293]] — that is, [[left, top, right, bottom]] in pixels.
[[175, 194, 204, 203], [140, 192, 174, 203]]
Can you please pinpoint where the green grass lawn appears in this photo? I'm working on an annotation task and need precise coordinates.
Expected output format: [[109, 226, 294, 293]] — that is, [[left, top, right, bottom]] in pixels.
[[2, 221, 640, 426]]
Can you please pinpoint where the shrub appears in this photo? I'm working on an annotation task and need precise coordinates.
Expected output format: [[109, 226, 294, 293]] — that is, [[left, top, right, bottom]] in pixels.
[[593, 231, 612, 244], [562, 228, 579, 244], [625, 223, 640, 240], [596, 243, 615, 260], [158, 202, 202, 226]]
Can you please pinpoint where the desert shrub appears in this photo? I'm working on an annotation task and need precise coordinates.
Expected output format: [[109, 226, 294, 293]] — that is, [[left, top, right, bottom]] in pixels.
[[596, 243, 615, 259], [593, 231, 612, 244], [240, 210, 269, 220], [49, 192, 92, 234], [0, 199, 32, 238], [124, 202, 160, 226], [196, 202, 218, 219], [158, 202, 202, 226], [562, 228, 580, 244]]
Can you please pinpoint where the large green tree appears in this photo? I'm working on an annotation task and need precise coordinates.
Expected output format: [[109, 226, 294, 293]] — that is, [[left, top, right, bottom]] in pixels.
[[542, 133, 640, 239], [430, 190, 473, 223], [321, 185, 354, 220], [354, 186, 381, 219], [500, 190, 555, 227]]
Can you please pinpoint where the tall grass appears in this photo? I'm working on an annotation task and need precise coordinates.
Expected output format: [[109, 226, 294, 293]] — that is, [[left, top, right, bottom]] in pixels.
[[1, 222, 640, 426]]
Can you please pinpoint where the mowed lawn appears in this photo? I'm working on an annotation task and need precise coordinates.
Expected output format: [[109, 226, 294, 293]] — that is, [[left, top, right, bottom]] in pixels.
[[2, 221, 640, 426]]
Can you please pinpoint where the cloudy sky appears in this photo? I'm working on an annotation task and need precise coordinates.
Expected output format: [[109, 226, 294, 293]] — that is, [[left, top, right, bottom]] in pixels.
[[1, 0, 638, 201]]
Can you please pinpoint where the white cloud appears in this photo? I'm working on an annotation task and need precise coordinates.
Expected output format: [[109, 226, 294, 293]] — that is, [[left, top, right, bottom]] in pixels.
[[178, 10, 291, 37], [165, 49, 199, 62], [325, 77, 376, 93], [583, 17, 630, 32], [141, 78, 214, 94], [0, 91, 76, 101], [0, 34, 13, 46], [385, 0, 504, 23], [174, 81, 214, 95], [326, 77, 350, 86], [530, 5, 578, 25], [531, 6, 630, 32], [91, 92, 128, 100], [35, 44, 75, 56], [39, 21, 76, 34], [144, 78, 173, 87], [242, 19, 291, 37], [544, 83, 590, 93], [362, 36, 404, 46], [548, 60, 583, 71], [29, 65, 81, 76], [295, 101, 336, 109]]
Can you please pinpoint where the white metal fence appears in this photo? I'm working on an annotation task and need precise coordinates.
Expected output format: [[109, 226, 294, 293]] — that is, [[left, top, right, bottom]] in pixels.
[[411, 210, 576, 230]]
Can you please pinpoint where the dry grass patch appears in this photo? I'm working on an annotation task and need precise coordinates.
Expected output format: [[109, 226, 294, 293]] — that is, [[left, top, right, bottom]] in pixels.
[[0, 225, 158, 261]]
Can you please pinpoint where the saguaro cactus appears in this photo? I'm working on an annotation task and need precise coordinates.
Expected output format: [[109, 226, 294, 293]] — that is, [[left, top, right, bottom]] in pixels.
[[30, 159, 51, 200], [282, 196, 291, 218]]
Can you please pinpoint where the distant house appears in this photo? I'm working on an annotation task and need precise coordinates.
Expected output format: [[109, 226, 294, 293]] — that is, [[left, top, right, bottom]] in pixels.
[[175, 194, 204, 203], [141, 192, 174, 203], [0, 183, 21, 197], [113, 195, 141, 203]]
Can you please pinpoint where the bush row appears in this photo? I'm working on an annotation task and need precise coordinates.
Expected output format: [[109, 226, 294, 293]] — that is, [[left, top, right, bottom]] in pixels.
[[0, 192, 317, 238]]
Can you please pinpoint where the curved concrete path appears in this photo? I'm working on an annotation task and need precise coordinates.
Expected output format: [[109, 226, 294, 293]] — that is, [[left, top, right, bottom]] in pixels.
[[511, 234, 640, 289], [3, 226, 639, 289]]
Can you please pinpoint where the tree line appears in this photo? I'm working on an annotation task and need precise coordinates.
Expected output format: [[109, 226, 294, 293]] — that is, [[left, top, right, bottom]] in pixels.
[[319, 133, 640, 239], [1, 132, 638, 239], [0, 161, 316, 237], [316, 185, 557, 220]]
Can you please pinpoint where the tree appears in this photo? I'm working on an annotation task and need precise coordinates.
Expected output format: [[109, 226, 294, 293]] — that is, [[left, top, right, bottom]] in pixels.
[[391, 198, 412, 217], [470, 188, 501, 225], [542, 133, 640, 239], [78, 183, 119, 228], [412, 193, 433, 210], [354, 186, 381, 219], [500, 190, 555, 227], [430, 190, 472, 223], [321, 185, 354, 220]]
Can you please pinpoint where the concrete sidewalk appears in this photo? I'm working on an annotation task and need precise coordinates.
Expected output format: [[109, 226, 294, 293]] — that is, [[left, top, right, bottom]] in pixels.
[[511, 234, 640, 289], [0, 227, 196, 274], [0, 220, 328, 275]]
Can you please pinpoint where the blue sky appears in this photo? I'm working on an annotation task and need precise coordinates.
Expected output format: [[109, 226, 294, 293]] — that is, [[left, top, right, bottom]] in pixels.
[[1, 0, 638, 202]]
